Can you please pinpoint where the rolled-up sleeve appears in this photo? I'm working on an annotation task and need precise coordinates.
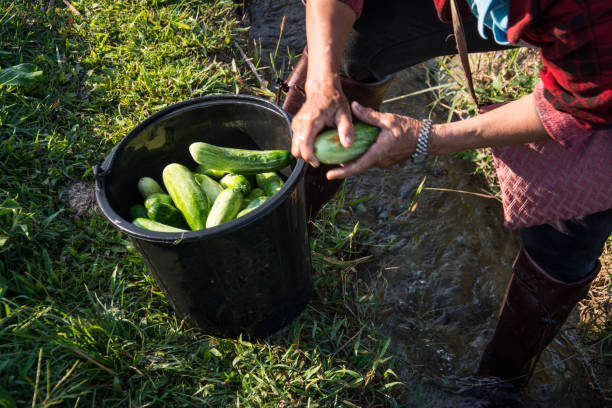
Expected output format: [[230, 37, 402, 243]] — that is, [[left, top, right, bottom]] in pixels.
[[534, 81, 593, 148], [338, 0, 363, 17]]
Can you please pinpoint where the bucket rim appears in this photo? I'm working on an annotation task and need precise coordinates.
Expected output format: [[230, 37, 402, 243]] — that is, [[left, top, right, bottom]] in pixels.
[[94, 94, 306, 243]]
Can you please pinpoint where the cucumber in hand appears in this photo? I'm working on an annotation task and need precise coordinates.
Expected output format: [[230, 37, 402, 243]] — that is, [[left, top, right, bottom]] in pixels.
[[314, 123, 380, 164]]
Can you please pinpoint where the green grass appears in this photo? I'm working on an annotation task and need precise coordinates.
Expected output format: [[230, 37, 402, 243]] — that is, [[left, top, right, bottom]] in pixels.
[[5, 2, 606, 405], [0, 1, 401, 406]]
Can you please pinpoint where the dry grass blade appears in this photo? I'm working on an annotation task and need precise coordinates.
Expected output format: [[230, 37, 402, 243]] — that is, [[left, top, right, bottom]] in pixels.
[[313, 253, 373, 266], [66, 347, 117, 376], [424, 187, 501, 201], [579, 257, 612, 341], [382, 83, 453, 104], [235, 42, 270, 92], [62, 0, 81, 16]]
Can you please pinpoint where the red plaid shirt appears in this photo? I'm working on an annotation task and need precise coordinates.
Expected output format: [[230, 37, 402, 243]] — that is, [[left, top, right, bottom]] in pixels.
[[343, 0, 612, 130], [518, 0, 612, 130]]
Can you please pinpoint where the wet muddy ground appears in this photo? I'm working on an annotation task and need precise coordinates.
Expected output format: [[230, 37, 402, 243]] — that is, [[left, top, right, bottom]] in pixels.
[[346, 71, 609, 407], [245, 1, 609, 406]]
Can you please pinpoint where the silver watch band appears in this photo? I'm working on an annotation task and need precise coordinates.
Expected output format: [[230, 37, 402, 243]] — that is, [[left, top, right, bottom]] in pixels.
[[411, 119, 433, 162]]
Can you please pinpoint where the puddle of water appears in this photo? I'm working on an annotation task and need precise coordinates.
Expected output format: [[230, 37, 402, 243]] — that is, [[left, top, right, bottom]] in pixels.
[[246, 3, 609, 406], [245, 0, 306, 71]]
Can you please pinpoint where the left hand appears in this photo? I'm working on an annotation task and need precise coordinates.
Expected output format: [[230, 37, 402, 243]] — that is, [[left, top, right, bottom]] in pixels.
[[326, 101, 423, 180]]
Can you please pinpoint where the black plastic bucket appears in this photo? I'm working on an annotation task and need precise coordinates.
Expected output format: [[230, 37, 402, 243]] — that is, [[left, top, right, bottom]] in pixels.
[[94, 94, 312, 338]]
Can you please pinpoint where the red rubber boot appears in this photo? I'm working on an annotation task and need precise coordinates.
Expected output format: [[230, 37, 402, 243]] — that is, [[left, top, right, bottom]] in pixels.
[[477, 248, 600, 386]]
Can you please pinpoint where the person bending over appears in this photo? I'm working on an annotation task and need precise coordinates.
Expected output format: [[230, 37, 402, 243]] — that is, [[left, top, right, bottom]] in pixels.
[[283, 0, 612, 388]]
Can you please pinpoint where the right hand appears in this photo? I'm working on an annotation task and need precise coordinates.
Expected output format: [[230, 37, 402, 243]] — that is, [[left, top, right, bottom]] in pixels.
[[326, 102, 422, 180], [290, 75, 354, 167]]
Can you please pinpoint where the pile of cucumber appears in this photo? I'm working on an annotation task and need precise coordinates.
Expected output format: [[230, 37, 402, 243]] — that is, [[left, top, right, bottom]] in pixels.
[[128, 123, 381, 233], [129, 142, 293, 233]]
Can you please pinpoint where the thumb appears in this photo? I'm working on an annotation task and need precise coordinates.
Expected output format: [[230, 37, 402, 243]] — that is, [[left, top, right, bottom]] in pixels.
[[336, 109, 354, 148], [351, 101, 384, 127]]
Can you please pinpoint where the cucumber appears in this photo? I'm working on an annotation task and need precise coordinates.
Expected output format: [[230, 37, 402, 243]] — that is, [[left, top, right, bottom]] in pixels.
[[219, 173, 251, 196], [162, 163, 210, 231], [206, 188, 243, 228], [195, 165, 227, 180], [133, 218, 187, 233], [240, 187, 265, 209], [144, 193, 174, 210], [243, 173, 257, 188], [256, 172, 284, 196], [189, 142, 293, 175], [236, 196, 269, 218], [137, 177, 164, 198], [194, 173, 223, 204], [147, 202, 189, 229], [314, 123, 380, 164], [129, 204, 147, 220]]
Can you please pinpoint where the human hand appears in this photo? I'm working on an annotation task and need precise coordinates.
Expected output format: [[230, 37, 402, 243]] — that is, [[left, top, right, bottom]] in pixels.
[[291, 76, 353, 167], [326, 101, 422, 180]]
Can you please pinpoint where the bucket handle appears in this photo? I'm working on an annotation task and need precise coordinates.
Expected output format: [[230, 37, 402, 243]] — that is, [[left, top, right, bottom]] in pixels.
[[93, 143, 121, 181]]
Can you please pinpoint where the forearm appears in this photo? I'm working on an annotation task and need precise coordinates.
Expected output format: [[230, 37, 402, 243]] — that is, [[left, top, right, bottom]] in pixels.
[[305, 0, 357, 90], [429, 93, 550, 155]]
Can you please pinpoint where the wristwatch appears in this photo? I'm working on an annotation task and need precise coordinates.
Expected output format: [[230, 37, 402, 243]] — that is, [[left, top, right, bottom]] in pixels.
[[411, 118, 433, 162]]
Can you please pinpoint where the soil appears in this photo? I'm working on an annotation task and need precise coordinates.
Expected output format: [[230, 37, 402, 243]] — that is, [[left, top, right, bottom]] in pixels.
[[65, 180, 95, 216]]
